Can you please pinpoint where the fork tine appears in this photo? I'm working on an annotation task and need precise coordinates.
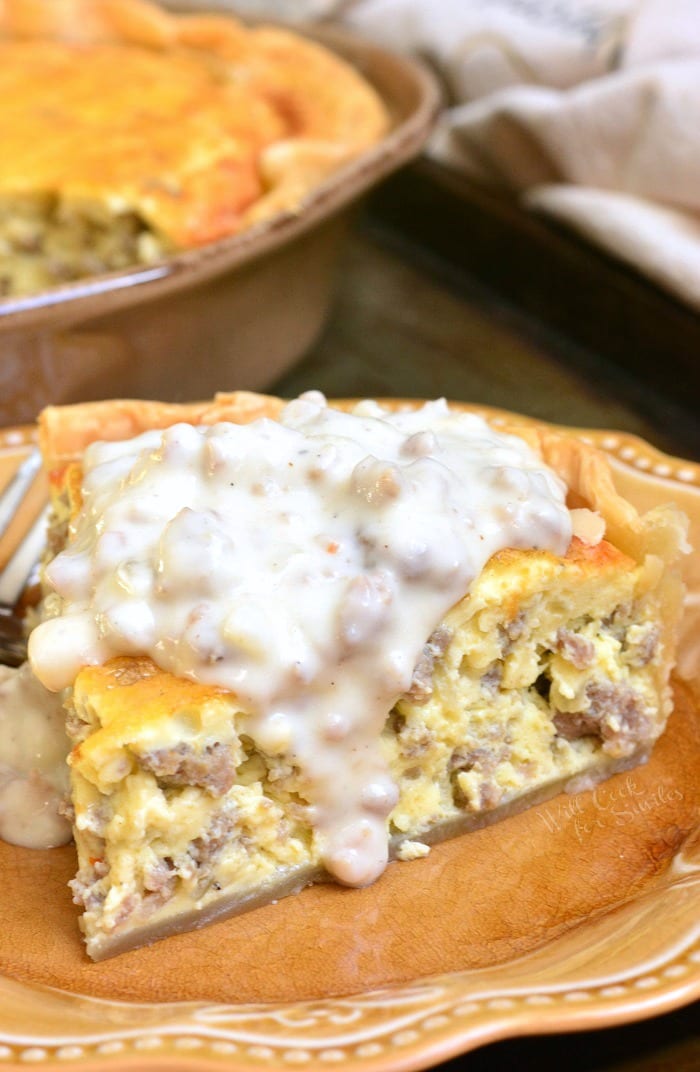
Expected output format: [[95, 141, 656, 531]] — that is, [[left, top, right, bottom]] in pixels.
[[0, 448, 49, 664], [0, 504, 49, 608], [0, 448, 42, 542]]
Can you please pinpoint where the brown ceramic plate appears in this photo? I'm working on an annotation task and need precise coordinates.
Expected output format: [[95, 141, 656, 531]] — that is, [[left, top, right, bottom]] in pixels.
[[0, 407, 697, 1072]]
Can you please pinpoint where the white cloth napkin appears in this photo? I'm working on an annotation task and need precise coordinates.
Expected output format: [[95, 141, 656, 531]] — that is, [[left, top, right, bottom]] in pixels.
[[166, 0, 341, 20], [186, 0, 700, 309], [339, 0, 700, 311]]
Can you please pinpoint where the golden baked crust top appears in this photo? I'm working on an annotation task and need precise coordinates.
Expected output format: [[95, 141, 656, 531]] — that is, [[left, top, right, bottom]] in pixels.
[[0, 0, 389, 247]]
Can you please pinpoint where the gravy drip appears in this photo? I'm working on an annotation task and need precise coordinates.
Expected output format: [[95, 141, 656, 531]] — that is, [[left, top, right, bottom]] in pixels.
[[29, 394, 571, 884], [0, 663, 71, 849]]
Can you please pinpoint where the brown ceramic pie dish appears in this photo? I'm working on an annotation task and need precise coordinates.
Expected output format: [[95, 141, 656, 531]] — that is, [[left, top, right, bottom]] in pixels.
[[0, 11, 439, 425]]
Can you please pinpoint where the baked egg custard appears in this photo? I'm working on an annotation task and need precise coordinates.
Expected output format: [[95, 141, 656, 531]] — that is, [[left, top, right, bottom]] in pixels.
[[0, 0, 388, 297], [28, 392, 687, 960]]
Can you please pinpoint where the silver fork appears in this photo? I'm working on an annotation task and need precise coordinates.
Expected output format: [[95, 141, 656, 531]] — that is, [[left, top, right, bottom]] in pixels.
[[0, 447, 49, 666]]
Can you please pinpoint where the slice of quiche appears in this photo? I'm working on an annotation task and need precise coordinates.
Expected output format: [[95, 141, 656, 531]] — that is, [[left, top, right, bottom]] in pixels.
[[29, 392, 687, 960]]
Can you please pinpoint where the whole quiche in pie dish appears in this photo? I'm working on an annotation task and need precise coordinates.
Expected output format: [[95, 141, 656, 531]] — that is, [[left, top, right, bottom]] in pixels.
[[0, 0, 390, 297]]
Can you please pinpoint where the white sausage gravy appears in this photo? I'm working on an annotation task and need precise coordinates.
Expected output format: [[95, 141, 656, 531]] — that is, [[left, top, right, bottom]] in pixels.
[[28, 393, 572, 882], [0, 662, 71, 848]]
